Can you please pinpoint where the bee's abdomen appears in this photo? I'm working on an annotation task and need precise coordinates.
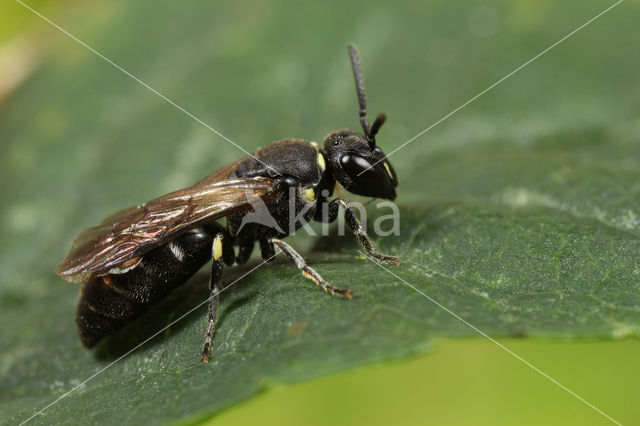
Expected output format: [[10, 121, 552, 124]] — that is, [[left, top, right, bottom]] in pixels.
[[76, 228, 215, 348]]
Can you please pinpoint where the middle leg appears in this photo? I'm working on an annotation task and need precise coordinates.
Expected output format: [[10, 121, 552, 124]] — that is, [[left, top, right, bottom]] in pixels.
[[269, 238, 352, 299]]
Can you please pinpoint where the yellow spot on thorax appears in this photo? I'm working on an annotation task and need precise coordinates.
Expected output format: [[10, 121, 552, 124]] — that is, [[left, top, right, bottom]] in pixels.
[[317, 152, 326, 171], [304, 187, 316, 202]]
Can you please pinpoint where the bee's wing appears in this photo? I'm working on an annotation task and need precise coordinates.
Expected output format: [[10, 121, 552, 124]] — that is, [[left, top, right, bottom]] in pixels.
[[56, 176, 277, 284], [62, 158, 249, 259]]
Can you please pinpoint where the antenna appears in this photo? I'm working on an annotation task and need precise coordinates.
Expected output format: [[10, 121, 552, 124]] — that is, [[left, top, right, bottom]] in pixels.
[[368, 113, 386, 146], [347, 44, 385, 150], [348, 45, 370, 139]]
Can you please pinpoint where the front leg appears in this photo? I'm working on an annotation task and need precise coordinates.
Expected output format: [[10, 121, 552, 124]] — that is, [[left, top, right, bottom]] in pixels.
[[319, 198, 399, 265]]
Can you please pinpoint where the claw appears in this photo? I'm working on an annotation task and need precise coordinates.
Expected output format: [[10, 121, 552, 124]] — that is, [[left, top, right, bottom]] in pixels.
[[386, 256, 400, 265], [373, 254, 399, 265]]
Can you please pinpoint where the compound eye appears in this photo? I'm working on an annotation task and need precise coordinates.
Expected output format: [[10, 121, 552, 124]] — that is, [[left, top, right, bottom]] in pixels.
[[340, 154, 395, 198]]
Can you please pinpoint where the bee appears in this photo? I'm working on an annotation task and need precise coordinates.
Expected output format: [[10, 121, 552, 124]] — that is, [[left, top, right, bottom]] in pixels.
[[56, 45, 399, 362]]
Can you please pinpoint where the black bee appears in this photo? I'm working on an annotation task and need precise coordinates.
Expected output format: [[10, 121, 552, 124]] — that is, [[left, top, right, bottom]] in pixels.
[[56, 45, 399, 362]]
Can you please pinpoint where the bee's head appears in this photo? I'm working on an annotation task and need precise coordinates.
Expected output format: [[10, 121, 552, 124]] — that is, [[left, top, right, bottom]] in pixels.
[[323, 116, 397, 200], [322, 44, 398, 200]]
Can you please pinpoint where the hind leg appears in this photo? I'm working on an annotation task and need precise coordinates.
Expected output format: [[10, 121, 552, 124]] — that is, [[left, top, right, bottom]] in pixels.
[[201, 233, 225, 363]]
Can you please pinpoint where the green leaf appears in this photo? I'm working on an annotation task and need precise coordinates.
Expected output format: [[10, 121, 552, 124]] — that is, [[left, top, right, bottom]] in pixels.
[[1, 0, 639, 424]]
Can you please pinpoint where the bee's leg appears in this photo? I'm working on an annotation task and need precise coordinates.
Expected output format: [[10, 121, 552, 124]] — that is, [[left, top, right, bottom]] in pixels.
[[329, 198, 399, 265], [235, 240, 254, 265], [204, 223, 235, 266], [269, 238, 352, 298], [258, 235, 276, 261], [201, 233, 225, 363]]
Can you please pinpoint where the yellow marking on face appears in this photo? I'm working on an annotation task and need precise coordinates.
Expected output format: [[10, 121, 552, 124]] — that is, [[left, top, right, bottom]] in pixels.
[[304, 187, 316, 202], [317, 152, 326, 171], [310, 141, 318, 148], [213, 236, 223, 261], [383, 162, 393, 179]]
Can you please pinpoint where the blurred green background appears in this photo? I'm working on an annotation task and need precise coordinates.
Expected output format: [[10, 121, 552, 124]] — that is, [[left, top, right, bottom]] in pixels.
[[2, 0, 640, 425]]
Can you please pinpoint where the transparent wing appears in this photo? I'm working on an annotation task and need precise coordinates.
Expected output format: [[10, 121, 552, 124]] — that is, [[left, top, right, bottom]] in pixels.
[[56, 176, 277, 284]]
